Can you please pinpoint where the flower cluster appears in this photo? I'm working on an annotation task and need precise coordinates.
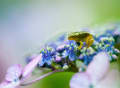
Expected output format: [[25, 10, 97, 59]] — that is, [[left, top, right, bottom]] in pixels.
[[1, 23, 120, 88], [26, 27, 120, 72]]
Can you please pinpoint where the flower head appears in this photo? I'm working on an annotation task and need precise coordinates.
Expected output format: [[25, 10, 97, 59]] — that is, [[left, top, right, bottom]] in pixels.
[[0, 54, 42, 88], [62, 40, 78, 61], [39, 47, 55, 66], [70, 52, 110, 88], [0, 64, 22, 88], [24, 24, 120, 72]]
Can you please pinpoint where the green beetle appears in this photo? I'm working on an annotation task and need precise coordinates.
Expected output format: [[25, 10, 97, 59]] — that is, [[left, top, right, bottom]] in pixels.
[[68, 32, 94, 49]]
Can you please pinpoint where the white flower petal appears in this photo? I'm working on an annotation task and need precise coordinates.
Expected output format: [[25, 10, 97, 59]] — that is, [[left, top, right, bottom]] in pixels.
[[5, 64, 22, 82], [22, 54, 42, 79], [86, 52, 110, 84], [70, 72, 91, 88], [0, 81, 20, 88]]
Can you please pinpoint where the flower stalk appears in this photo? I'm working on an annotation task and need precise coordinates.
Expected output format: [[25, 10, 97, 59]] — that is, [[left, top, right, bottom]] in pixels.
[[20, 70, 62, 86]]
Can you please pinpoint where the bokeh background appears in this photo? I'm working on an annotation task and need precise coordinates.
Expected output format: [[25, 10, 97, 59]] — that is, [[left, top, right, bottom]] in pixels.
[[0, 0, 120, 88]]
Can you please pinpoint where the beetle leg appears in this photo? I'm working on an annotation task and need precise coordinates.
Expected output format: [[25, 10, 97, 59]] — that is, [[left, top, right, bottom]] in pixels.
[[78, 41, 83, 49]]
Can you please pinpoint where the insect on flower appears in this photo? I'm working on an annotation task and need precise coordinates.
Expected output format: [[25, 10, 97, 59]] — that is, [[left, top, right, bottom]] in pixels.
[[68, 32, 94, 49]]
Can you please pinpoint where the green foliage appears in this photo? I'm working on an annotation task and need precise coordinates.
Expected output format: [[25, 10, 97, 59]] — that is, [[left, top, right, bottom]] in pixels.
[[33, 72, 74, 88]]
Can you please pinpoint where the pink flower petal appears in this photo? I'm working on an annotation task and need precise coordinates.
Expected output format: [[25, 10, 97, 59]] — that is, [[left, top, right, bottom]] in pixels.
[[0, 81, 20, 88], [86, 52, 110, 83], [5, 64, 22, 82], [55, 55, 61, 62], [0, 82, 8, 88], [22, 54, 42, 79], [70, 72, 91, 88]]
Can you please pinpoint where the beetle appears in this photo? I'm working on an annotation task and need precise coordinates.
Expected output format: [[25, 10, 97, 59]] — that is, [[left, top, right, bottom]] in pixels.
[[68, 32, 94, 49]]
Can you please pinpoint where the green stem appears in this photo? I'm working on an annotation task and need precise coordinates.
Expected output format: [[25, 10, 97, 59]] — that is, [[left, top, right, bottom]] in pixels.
[[20, 70, 62, 86]]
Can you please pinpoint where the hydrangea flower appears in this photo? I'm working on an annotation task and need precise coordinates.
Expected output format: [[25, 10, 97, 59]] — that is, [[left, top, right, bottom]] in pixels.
[[62, 40, 78, 61], [0, 64, 22, 88], [25, 27, 120, 71], [39, 47, 55, 66], [1, 23, 120, 88], [0, 54, 42, 88], [91, 32, 120, 61], [70, 52, 110, 88]]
